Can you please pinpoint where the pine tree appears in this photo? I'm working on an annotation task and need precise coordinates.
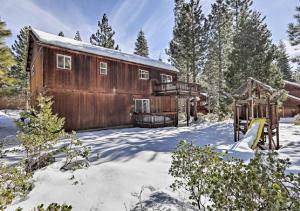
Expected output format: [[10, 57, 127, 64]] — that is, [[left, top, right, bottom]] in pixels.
[[74, 30, 82, 41], [58, 31, 64, 37], [134, 30, 149, 57], [167, 0, 208, 83], [288, 6, 300, 65], [202, 0, 232, 119], [228, 0, 253, 30], [11, 26, 29, 91], [276, 41, 293, 81], [90, 13, 118, 49], [16, 94, 65, 172], [0, 19, 15, 90], [226, 11, 281, 90]]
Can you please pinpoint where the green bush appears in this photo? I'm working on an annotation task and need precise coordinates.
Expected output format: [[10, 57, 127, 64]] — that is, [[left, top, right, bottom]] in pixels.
[[16, 203, 72, 211], [0, 164, 32, 210], [169, 141, 300, 210], [16, 94, 65, 173]]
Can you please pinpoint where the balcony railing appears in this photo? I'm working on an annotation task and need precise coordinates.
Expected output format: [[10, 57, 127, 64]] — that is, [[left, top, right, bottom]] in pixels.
[[153, 81, 201, 96], [133, 112, 177, 128]]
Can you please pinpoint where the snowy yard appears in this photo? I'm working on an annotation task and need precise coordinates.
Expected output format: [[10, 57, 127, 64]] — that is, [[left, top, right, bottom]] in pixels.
[[1, 110, 300, 211]]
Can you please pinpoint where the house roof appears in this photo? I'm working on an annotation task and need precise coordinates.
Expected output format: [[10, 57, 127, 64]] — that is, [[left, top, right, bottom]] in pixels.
[[30, 28, 179, 73], [287, 94, 300, 103], [284, 80, 300, 88]]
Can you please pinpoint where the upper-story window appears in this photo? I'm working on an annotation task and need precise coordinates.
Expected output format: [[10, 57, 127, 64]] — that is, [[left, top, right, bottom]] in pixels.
[[161, 74, 172, 83], [57, 54, 71, 70], [99, 62, 108, 75], [139, 69, 149, 80]]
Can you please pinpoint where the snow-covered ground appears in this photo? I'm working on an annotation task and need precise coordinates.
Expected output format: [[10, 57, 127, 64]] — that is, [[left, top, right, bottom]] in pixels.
[[1, 110, 300, 211]]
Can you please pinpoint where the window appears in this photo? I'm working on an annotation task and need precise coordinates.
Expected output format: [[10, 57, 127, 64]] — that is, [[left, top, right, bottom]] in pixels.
[[139, 69, 149, 80], [99, 62, 107, 75], [57, 54, 71, 70], [161, 74, 172, 83], [135, 99, 150, 113], [31, 65, 35, 76]]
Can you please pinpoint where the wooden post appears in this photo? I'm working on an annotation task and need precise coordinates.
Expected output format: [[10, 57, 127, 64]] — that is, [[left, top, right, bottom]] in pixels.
[[267, 97, 272, 150], [275, 104, 280, 149], [233, 100, 237, 142], [186, 98, 190, 126]]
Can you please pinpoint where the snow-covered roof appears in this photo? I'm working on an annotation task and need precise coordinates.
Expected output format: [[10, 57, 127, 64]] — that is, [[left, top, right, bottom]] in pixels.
[[30, 28, 179, 72], [284, 80, 300, 88], [287, 94, 300, 103]]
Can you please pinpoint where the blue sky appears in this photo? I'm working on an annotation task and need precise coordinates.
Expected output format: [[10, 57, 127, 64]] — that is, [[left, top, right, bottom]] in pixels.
[[0, 0, 298, 61]]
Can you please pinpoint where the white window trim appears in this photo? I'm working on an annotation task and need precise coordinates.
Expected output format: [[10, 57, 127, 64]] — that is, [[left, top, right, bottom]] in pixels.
[[56, 54, 71, 70], [99, 62, 108, 75], [160, 74, 172, 83], [139, 69, 149, 80], [134, 99, 150, 113]]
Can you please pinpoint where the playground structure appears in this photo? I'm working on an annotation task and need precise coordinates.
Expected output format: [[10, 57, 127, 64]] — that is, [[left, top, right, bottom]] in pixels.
[[232, 78, 284, 150]]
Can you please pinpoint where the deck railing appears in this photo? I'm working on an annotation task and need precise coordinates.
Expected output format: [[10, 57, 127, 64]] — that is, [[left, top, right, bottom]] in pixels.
[[153, 81, 201, 95], [133, 112, 177, 128]]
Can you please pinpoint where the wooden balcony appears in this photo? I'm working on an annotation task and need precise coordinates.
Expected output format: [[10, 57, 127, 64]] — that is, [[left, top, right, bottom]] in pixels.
[[153, 81, 201, 96], [133, 112, 177, 128]]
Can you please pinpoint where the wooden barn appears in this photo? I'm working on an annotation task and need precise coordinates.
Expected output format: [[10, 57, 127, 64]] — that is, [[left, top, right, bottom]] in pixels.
[[279, 80, 300, 117], [25, 28, 202, 130]]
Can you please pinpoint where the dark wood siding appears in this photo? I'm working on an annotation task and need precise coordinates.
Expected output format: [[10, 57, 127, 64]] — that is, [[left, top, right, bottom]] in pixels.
[[32, 45, 178, 130]]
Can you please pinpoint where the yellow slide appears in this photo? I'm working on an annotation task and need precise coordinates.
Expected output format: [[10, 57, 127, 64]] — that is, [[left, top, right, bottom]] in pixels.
[[248, 118, 266, 149]]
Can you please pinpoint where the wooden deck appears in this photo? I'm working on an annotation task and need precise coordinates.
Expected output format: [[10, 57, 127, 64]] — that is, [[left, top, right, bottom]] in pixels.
[[153, 81, 201, 96], [133, 112, 177, 128]]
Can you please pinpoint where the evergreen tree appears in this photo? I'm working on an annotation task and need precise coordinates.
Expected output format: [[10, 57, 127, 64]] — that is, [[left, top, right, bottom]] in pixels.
[[202, 0, 232, 119], [228, 0, 253, 30], [90, 13, 118, 49], [276, 41, 293, 81], [134, 30, 149, 57], [0, 19, 15, 90], [16, 94, 65, 172], [74, 30, 82, 41], [167, 0, 208, 83], [288, 6, 300, 65], [226, 11, 281, 91], [58, 31, 64, 37], [11, 26, 29, 91]]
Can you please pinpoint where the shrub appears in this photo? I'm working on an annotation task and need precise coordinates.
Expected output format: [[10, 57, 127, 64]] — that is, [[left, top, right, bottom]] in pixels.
[[294, 114, 300, 125], [0, 164, 32, 210], [169, 141, 300, 210], [16, 94, 65, 172], [60, 131, 90, 171], [16, 203, 72, 211]]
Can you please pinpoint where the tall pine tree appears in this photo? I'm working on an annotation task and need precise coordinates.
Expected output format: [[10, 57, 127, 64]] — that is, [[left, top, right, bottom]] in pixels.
[[276, 41, 293, 81], [58, 31, 64, 37], [167, 0, 208, 83], [202, 0, 232, 119], [74, 31, 82, 41], [0, 19, 15, 90], [11, 26, 29, 91], [134, 30, 149, 57], [90, 14, 118, 49], [226, 11, 282, 90], [288, 5, 300, 68]]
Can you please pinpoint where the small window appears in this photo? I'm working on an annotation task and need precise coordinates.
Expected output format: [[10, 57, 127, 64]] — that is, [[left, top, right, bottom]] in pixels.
[[31, 65, 35, 76], [135, 99, 150, 113], [161, 74, 172, 83], [139, 69, 149, 80], [57, 54, 71, 70], [99, 62, 108, 75]]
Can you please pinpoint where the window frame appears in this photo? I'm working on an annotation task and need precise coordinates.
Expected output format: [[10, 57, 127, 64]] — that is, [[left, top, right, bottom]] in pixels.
[[134, 99, 150, 113], [160, 74, 172, 83], [139, 69, 149, 80], [56, 54, 72, 70], [99, 62, 108, 75]]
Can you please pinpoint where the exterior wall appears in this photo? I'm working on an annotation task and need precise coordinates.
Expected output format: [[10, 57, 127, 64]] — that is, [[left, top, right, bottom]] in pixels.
[[284, 83, 300, 98], [279, 98, 300, 118], [29, 41, 44, 107], [31, 45, 177, 130]]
